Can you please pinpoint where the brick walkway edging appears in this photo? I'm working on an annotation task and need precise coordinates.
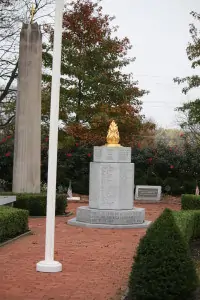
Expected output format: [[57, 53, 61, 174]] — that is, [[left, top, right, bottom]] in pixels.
[[0, 230, 32, 248]]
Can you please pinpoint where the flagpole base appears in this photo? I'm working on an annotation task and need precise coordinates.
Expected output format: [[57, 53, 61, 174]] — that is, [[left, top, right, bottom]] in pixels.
[[36, 260, 62, 273]]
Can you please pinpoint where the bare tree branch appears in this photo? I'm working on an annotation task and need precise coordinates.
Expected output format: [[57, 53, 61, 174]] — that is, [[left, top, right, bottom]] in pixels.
[[0, 0, 55, 128], [0, 61, 18, 103], [0, 115, 15, 129]]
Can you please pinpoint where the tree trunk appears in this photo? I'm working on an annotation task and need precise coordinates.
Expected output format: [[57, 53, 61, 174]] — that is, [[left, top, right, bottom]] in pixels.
[[76, 79, 82, 122]]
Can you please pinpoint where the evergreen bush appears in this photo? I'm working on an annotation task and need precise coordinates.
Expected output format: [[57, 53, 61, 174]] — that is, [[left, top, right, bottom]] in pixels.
[[182, 194, 200, 210], [0, 193, 67, 216], [13, 193, 67, 216], [163, 177, 183, 195], [128, 209, 199, 300], [0, 206, 29, 243]]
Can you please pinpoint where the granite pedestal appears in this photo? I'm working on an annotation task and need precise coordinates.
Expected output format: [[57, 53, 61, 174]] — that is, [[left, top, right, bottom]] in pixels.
[[68, 146, 151, 229]]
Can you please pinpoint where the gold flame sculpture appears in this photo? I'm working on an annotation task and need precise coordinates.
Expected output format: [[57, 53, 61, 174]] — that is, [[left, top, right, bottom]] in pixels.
[[106, 120, 121, 147]]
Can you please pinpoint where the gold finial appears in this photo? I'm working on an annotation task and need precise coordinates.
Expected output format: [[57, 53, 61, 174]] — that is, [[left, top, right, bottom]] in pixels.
[[106, 120, 121, 147], [30, 3, 35, 24]]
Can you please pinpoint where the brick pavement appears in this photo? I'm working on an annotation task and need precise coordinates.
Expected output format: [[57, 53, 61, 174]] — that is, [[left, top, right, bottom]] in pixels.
[[0, 201, 180, 300]]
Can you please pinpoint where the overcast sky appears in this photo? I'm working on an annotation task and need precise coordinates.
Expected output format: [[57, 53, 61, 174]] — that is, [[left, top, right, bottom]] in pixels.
[[99, 0, 200, 128]]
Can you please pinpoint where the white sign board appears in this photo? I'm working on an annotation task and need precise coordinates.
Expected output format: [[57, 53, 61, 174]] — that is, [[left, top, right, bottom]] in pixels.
[[135, 185, 161, 202]]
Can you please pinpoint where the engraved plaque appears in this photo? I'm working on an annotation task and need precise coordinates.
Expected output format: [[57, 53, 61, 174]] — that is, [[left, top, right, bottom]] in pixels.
[[119, 163, 134, 209], [105, 149, 114, 161], [93, 146, 131, 163], [94, 148, 102, 161], [118, 148, 131, 161], [89, 162, 134, 210], [138, 188, 158, 198], [99, 164, 118, 208], [76, 206, 145, 225], [89, 162, 100, 208], [135, 185, 161, 202]]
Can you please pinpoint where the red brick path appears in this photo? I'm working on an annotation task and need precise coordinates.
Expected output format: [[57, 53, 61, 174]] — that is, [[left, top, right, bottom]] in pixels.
[[0, 201, 180, 300]]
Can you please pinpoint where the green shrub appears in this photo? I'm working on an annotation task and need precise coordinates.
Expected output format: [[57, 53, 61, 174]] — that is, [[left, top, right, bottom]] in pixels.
[[13, 193, 67, 216], [172, 210, 196, 243], [55, 194, 68, 215], [0, 193, 67, 216], [172, 210, 200, 244], [183, 180, 196, 194], [163, 177, 183, 195], [134, 175, 147, 186], [181, 194, 200, 210], [128, 209, 199, 300], [0, 206, 29, 243], [14, 194, 47, 216], [146, 175, 163, 186]]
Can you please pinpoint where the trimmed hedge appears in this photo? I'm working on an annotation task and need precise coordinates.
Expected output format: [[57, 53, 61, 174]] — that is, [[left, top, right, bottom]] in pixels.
[[181, 194, 200, 210], [128, 209, 200, 300], [0, 193, 67, 216], [0, 206, 29, 243], [173, 210, 200, 243]]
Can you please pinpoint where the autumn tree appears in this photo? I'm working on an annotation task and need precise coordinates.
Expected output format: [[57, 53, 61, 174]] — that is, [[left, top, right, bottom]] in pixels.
[[66, 103, 155, 146], [42, 0, 151, 145], [174, 11, 200, 141]]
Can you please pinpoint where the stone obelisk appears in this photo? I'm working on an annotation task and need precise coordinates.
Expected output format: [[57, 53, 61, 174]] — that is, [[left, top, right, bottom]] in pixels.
[[12, 23, 42, 193]]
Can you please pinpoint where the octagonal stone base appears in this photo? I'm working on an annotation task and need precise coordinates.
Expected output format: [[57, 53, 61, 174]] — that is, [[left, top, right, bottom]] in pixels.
[[67, 206, 151, 229]]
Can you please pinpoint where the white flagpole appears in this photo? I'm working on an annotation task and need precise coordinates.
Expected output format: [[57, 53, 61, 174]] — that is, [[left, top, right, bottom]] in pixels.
[[36, 0, 64, 273]]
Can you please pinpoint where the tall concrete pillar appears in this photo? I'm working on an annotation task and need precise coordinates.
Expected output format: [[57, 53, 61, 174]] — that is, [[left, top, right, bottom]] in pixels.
[[13, 23, 42, 193]]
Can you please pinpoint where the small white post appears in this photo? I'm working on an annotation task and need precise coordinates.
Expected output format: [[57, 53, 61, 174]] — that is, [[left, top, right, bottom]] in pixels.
[[36, 0, 64, 273]]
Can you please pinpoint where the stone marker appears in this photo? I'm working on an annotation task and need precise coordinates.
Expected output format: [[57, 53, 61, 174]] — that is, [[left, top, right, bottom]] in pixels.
[[0, 196, 16, 206], [135, 185, 162, 202], [68, 121, 151, 229], [13, 23, 42, 193]]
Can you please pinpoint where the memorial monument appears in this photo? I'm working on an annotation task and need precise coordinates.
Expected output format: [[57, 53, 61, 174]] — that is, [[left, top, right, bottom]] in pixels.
[[68, 121, 150, 228], [12, 22, 42, 193]]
